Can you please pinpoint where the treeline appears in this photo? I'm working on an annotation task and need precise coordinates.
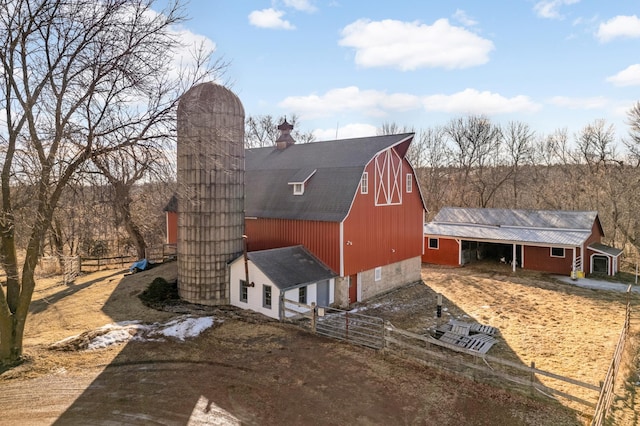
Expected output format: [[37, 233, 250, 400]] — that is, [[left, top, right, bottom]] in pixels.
[[31, 107, 640, 264], [398, 106, 640, 260]]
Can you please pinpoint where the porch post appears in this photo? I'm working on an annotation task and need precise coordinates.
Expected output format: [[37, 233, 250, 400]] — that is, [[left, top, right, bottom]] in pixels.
[[573, 248, 576, 273], [512, 244, 516, 272]]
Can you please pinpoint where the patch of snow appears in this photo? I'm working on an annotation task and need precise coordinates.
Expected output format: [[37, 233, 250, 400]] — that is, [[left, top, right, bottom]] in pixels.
[[481, 305, 490, 309], [54, 315, 218, 351], [88, 328, 136, 350], [152, 316, 216, 341]]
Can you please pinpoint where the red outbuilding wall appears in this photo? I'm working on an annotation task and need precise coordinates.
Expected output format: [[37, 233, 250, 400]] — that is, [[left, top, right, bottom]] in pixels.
[[523, 246, 573, 275], [422, 237, 459, 266]]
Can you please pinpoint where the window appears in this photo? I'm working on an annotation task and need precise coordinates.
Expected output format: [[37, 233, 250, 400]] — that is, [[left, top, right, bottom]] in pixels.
[[428, 238, 439, 249], [299, 286, 307, 304], [293, 183, 304, 195], [240, 279, 248, 303], [550, 247, 565, 258], [263, 285, 272, 308], [406, 173, 413, 193], [374, 267, 382, 281], [360, 172, 368, 194]]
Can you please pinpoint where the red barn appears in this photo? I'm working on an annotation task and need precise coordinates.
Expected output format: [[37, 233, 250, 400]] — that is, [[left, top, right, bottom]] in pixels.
[[244, 122, 426, 306], [423, 207, 622, 277]]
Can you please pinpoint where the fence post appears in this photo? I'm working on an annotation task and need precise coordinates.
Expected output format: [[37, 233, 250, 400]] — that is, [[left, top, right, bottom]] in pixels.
[[530, 361, 536, 392], [311, 302, 316, 332]]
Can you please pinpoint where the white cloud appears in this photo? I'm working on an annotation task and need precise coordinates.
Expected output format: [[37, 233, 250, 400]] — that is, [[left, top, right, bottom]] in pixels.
[[248, 8, 295, 30], [533, 0, 580, 20], [278, 86, 422, 119], [606, 64, 640, 87], [452, 9, 477, 27], [313, 123, 378, 141], [283, 0, 317, 13], [422, 89, 541, 115], [596, 15, 640, 43], [339, 18, 494, 70], [171, 27, 217, 72], [549, 96, 609, 109]]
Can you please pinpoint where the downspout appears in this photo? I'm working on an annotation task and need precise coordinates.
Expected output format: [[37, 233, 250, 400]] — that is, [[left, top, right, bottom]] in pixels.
[[243, 235, 250, 286]]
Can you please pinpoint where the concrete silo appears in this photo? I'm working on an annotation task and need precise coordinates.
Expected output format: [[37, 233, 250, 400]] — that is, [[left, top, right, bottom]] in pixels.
[[176, 82, 245, 305]]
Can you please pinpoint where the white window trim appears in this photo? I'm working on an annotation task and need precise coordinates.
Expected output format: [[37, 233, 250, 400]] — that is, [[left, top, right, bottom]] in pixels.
[[263, 284, 272, 308], [550, 247, 565, 258], [361, 172, 368, 194], [240, 279, 248, 303], [428, 238, 439, 250], [293, 183, 304, 195], [406, 173, 413, 193], [374, 267, 382, 281]]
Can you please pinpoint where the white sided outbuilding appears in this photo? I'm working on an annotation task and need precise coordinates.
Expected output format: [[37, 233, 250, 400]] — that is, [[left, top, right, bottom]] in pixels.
[[229, 245, 336, 320]]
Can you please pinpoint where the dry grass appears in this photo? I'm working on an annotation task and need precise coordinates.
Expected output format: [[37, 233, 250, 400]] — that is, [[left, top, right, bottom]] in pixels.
[[358, 262, 638, 421], [4, 260, 637, 424]]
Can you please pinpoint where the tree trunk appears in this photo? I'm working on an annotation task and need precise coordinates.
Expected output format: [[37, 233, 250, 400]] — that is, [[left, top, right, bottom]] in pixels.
[[115, 194, 147, 260]]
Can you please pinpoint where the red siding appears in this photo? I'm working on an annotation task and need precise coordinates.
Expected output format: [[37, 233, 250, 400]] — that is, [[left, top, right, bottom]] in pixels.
[[166, 211, 178, 245], [422, 237, 459, 266], [583, 218, 603, 274], [245, 218, 341, 273], [523, 246, 573, 275], [342, 156, 424, 276]]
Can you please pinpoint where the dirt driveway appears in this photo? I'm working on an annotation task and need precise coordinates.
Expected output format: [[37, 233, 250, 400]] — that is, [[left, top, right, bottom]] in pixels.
[[1, 261, 619, 425]]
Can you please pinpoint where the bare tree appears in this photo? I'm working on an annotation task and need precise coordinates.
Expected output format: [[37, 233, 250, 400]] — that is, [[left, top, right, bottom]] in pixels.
[[0, 0, 200, 365], [503, 121, 535, 207], [575, 119, 617, 172], [245, 114, 314, 148], [623, 101, 640, 167], [445, 115, 506, 207]]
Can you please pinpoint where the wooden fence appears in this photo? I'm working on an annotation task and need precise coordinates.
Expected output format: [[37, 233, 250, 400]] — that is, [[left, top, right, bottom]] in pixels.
[[80, 244, 177, 272], [283, 300, 633, 419], [591, 286, 634, 426], [384, 323, 601, 411]]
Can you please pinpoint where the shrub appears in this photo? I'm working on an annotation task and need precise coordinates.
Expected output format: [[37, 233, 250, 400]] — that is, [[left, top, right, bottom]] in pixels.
[[139, 277, 179, 307]]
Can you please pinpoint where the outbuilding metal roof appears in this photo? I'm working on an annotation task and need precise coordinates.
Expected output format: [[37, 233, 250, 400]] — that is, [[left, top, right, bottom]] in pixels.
[[246, 245, 336, 290], [425, 207, 601, 247], [245, 133, 415, 222]]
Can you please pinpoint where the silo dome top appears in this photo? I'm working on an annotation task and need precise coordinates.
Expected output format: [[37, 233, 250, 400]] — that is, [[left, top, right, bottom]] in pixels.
[[178, 82, 245, 117]]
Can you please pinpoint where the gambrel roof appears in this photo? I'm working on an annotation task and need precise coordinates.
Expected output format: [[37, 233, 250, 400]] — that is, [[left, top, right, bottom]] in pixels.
[[424, 207, 602, 247], [246, 245, 336, 290], [245, 133, 417, 222]]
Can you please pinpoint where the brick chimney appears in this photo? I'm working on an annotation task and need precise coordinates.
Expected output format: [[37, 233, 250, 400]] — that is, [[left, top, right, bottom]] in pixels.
[[275, 118, 295, 150]]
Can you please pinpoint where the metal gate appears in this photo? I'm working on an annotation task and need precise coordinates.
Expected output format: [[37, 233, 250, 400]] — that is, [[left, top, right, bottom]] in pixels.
[[315, 306, 385, 349]]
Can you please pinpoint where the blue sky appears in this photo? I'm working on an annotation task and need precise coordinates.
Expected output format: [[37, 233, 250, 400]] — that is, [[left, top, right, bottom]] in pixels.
[[172, 1, 640, 142]]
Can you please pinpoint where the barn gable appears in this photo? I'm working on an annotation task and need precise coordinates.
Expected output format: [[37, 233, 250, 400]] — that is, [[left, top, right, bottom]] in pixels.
[[244, 133, 420, 222]]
